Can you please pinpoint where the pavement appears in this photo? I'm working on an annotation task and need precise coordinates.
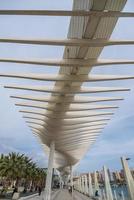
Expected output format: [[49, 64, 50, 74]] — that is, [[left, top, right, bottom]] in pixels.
[[19, 189, 92, 200]]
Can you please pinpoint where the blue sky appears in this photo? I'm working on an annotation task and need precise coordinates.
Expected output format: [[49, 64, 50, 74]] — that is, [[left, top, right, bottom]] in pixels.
[[0, 0, 134, 173]]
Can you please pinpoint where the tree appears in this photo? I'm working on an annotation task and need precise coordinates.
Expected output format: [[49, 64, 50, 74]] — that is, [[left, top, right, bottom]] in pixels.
[[0, 152, 46, 191]]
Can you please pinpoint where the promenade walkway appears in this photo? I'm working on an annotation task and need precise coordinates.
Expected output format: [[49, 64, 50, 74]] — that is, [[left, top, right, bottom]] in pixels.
[[20, 189, 91, 200]]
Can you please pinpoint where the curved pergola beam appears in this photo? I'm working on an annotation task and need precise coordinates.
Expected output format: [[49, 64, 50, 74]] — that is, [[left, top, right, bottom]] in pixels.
[[57, 128, 103, 138], [0, 72, 134, 82], [0, 10, 134, 17], [19, 109, 114, 119], [56, 144, 93, 151], [44, 119, 111, 126], [95, 59, 134, 67], [25, 120, 107, 130], [26, 121, 105, 135], [11, 94, 124, 103], [30, 125, 102, 139], [23, 115, 110, 126], [52, 137, 99, 148], [30, 128, 50, 142], [1, 38, 134, 47], [56, 141, 95, 151], [32, 132, 99, 148], [4, 84, 130, 94], [32, 132, 102, 144], [20, 108, 114, 116], [1, 58, 134, 67], [55, 136, 99, 146], [33, 125, 104, 135], [28, 117, 111, 126], [55, 132, 101, 140], [26, 122, 104, 134], [30, 127, 101, 143], [0, 58, 89, 67], [56, 122, 108, 131], [15, 102, 119, 111]]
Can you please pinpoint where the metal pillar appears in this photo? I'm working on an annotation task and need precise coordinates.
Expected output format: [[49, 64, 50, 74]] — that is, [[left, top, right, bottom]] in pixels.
[[70, 166, 73, 197], [121, 157, 134, 200], [121, 190, 125, 200], [81, 176, 85, 193], [79, 177, 82, 193], [102, 189, 106, 200], [59, 175, 63, 189], [83, 176, 86, 194], [103, 166, 113, 200], [113, 190, 117, 200], [79, 177, 81, 192], [77, 178, 80, 191], [44, 141, 55, 200], [88, 173, 93, 197], [94, 171, 99, 195], [75, 179, 78, 190], [84, 175, 88, 195]]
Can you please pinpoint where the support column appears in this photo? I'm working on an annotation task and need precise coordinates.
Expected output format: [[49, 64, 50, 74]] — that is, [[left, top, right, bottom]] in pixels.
[[70, 166, 73, 197], [102, 189, 106, 200], [94, 171, 99, 195], [44, 141, 55, 200], [84, 175, 88, 195], [121, 157, 134, 200], [83, 176, 86, 194], [60, 174, 64, 189], [81, 176, 84, 193], [113, 190, 117, 200], [121, 190, 125, 200], [79, 177, 82, 193], [103, 166, 113, 200], [88, 173, 93, 197], [78, 177, 81, 192]]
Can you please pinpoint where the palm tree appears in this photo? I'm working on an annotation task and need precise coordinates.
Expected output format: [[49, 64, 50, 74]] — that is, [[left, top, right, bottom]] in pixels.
[[0, 152, 46, 192], [0, 153, 25, 186]]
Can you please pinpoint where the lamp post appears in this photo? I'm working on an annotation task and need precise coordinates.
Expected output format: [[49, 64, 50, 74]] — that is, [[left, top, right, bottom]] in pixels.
[[121, 157, 134, 200]]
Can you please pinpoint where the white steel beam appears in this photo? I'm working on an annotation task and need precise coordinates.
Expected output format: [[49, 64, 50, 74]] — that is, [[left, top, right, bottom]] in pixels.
[[1, 58, 134, 67], [0, 10, 134, 17], [25, 120, 107, 130], [30, 124, 103, 137], [1, 38, 134, 47], [11, 94, 124, 103], [5, 84, 130, 93], [26, 122, 105, 134], [25, 116, 111, 126], [15, 102, 119, 111], [0, 72, 134, 82], [26, 116, 111, 125], [19, 109, 114, 118]]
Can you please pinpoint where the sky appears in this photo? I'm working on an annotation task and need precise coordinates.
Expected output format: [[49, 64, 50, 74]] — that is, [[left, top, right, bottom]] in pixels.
[[0, 0, 134, 173]]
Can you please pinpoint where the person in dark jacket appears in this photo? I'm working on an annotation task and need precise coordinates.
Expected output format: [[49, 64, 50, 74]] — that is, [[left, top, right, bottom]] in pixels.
[[38, 186, 42, 196]]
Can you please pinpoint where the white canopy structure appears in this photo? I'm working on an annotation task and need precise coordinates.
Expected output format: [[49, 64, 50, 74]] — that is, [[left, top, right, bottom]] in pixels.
[[0, 0, 134, 199]]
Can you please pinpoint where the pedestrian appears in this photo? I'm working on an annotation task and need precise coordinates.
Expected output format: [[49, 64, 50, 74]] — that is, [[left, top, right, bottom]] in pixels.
[[38, 186, 42, 196], [95, 190, 100, 200], [12, 186, 18, 197]]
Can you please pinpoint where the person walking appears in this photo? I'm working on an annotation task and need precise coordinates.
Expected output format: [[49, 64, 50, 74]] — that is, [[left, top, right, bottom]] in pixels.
[[38, 186, 42, 196]]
